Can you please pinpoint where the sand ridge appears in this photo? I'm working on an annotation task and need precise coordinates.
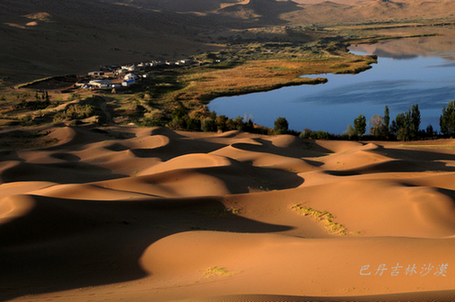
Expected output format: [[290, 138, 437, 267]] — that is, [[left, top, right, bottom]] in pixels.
[[1, 125, 455, 301]]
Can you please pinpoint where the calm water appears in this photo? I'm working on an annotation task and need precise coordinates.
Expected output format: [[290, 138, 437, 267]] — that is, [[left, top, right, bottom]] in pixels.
[[207, 37, 455, 134]]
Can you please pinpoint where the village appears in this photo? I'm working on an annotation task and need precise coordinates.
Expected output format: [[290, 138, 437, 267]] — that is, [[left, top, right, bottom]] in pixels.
[[76, 58, 195, 91]]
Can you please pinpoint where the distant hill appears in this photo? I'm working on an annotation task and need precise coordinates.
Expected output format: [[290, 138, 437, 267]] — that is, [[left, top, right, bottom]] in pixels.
[[0, 0, 251, 82], [288, 0, 455, 24], [1, 0, 455, 83]]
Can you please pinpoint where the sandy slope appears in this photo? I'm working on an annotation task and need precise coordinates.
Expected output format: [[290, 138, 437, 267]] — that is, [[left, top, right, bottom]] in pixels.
[[1, 125, 455, 301], [3, 0, 455, 83]]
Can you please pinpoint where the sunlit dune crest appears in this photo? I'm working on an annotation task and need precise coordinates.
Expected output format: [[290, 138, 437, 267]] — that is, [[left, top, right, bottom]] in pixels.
[[24, 12, 51, 21], [4, 23, 26, 29]]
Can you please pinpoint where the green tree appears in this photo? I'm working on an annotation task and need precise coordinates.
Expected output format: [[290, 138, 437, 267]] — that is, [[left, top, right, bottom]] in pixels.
[[274, 117, 289, 134], [426, 124, 435, 137], [216, 115, 228, 132], [381, 105, 390, 138], [411, 103, 420, 138], [440, 100, 455, 137], [354, 114, 366, 137], [172, 104, 187, 121], [185, 117, 201, 131], [210, 110, 217, 121], [390, 104, 420, 141], [234, 116, 245, 131], [384, 105, 390, 129]]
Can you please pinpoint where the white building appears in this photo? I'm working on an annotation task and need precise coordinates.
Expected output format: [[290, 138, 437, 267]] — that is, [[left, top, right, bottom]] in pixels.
[[124, 73, 138, 81], [89, 79, 112, 88], [122, 80, 136, 87], [88, 71, 104, 77]]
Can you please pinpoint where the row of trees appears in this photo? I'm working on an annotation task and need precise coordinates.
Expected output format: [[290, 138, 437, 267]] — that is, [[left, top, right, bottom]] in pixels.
[[144, 100, 455, 140], [273, 100, 455, 141], [346, 104, 422, 141], [344, 101, 455, 141], [160, 105, 271, 134]]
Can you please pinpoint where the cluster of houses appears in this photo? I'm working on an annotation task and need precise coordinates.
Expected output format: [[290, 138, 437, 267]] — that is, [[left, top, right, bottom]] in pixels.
[[76, 59, 194, 90]]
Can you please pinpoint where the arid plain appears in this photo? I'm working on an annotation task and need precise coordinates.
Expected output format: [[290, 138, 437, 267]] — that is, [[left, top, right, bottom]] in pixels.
[[2, 0, 455, 301]]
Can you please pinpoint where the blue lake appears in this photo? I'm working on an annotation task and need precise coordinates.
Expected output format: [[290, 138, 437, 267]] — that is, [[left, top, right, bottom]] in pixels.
[[207, 38, 455, 134]]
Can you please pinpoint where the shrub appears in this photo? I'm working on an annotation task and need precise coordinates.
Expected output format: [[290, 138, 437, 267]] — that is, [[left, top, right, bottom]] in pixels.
[[234, 116, 245, 131], [216, 115, 228, 132], [274, 117, 288, 134], [142, 117, 165, 127], [19, 113, 33, 126], [299, 128, 312, 139], [53, 104, 94, 122], [168, 119, 186, 130], [201, 118, 217, 132], [185, 117, 201, 131], [310, 130, 330, 140]]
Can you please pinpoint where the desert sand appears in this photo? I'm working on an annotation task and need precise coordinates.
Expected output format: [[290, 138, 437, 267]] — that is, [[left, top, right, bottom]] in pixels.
[[1, 124, 455, 301]]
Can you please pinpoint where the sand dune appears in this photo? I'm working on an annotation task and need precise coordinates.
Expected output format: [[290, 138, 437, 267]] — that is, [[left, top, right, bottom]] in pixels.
[[2, 125, 455, 301]]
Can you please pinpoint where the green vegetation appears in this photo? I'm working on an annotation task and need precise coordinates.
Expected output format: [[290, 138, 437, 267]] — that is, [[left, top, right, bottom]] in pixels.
[[440, 100, 455, 137], [0, 91, 107, 127], [390, 104, 421, 141], [110, 40, 375, 131], [274, 117, 289, 135], [53, 104, 94, 122], [3, 21, 454, 143], [338, 104, 436, 141], [300, 129, 330, 140], [354, 114, 366, 137]]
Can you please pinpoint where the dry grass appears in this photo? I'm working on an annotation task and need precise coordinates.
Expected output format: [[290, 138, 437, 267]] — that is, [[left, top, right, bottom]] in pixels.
[[176, 55, 375, 106], [291, 203, 359, 236], [201, 266, 239, 279]]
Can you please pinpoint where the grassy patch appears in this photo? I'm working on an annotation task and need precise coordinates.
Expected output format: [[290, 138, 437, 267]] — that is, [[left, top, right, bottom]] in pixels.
[[291, 203, 359, 236], [202, 266, 239, 279]]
